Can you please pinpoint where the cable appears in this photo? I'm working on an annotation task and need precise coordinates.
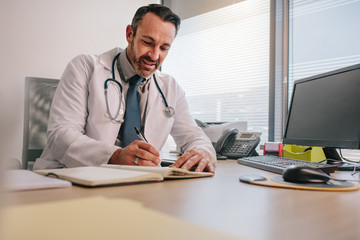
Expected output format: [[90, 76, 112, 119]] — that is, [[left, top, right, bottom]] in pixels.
[[332, 178, 360, 183], [339, 149, 360, 163], [332, 164, 360, 182]]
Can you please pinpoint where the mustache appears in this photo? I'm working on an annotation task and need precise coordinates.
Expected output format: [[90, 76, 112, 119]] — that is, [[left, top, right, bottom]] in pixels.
[[140, 55, 158, 65]]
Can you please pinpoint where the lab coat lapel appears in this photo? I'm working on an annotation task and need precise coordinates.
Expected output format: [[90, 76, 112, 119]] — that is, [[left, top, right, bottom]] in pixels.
[[144, 72, 166, 149], [98, 47, 123, 81], [96, 47, 124, 136], [98, 48, 119, 70]]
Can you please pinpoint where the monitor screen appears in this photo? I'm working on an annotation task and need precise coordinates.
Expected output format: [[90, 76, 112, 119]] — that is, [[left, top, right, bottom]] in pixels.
[[283, 63, 360, 151]]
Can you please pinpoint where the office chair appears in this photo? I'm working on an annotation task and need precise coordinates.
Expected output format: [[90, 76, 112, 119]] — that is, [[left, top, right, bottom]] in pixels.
[[22, 77, 59, 170]]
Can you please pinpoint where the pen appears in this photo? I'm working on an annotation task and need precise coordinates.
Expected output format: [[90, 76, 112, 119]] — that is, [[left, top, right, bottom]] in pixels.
[[134, 127, 148, 143], [134, 127, 161, 167]]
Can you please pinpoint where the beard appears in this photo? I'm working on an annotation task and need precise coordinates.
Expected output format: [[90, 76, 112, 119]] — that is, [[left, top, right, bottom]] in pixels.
[[128, 41, 160, 78]]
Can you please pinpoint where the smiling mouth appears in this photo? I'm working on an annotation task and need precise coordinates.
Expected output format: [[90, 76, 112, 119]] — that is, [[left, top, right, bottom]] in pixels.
[[142, 59, 156, 67], [141, 58, 156, 68], [140, 55, 158, 68]]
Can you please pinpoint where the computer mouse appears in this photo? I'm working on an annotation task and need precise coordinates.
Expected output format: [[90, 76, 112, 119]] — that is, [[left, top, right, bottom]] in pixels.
[[282, 165, 331, 184]]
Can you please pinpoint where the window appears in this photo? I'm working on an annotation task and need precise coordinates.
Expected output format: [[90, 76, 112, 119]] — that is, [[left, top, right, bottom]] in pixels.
[[289, 0, 360, 88], [162, 0, 270, 143], [288, 0, 360, 160]]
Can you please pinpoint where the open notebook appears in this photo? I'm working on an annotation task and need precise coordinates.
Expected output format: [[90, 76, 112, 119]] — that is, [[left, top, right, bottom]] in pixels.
[[35, 165, 213, 187]]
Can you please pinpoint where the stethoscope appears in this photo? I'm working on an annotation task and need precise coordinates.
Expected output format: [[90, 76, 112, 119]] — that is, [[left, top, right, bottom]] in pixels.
[[104, 52, 175, 123]]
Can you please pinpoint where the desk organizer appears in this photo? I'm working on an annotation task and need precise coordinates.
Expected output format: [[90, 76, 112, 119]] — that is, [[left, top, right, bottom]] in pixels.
[[282, 145, 326, 162]]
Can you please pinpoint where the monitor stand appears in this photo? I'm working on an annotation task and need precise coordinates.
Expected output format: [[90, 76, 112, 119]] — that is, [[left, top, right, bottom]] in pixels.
[[323, 147, 341, 160]]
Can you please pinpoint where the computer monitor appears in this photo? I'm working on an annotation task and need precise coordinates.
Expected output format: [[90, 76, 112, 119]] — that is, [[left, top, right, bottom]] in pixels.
[[283, 63, 360, 160]]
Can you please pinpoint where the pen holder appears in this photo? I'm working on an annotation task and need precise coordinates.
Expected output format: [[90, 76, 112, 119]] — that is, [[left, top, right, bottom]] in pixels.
[[282, 145, 326, 162]]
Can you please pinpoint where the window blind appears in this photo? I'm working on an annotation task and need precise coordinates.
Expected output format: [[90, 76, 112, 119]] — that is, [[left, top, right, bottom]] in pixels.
[[162, 0, 270, 141]]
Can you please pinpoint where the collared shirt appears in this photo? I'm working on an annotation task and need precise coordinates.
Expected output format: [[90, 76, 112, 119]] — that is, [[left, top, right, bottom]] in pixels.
[[116, 48, 151, 143]]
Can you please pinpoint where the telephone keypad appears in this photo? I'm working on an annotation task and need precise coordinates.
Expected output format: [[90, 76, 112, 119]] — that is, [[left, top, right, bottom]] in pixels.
[[223, 140, 252, 155]]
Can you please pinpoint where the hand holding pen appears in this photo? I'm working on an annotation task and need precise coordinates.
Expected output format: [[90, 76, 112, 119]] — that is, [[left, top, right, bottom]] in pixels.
[[134, 127, 161, 167], [108, 128, 160, 166]]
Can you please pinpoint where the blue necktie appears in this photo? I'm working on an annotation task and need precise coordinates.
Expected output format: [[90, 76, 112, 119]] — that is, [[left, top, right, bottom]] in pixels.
[[120, 75, 143, 147]]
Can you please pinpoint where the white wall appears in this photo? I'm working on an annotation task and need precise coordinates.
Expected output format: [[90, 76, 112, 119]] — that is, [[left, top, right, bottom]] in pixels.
[[0, 0, 158, 164]]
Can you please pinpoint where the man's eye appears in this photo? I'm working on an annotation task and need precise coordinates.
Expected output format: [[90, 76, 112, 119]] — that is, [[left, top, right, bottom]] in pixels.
[[143, 41, 152, 46]]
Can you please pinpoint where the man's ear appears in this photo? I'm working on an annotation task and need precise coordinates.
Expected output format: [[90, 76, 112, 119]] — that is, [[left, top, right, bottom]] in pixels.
[[126, 25, 134, 44]]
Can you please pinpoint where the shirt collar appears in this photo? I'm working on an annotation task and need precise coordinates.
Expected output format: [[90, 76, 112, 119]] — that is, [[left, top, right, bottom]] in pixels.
[[119, 48, 137, 82]]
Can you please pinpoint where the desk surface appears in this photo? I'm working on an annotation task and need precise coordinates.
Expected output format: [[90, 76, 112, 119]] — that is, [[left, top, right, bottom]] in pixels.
[[4, 161, 360, 240]]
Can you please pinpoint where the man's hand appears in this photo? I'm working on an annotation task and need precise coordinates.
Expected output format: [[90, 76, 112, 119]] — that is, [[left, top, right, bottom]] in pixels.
[[109, 140, 161, 166], [170, 149, 216, 173]]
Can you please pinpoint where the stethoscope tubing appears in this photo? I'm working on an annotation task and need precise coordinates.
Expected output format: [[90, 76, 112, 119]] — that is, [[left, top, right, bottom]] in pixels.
[[153, 74, 169, 108], [104, 52, 174, 122]]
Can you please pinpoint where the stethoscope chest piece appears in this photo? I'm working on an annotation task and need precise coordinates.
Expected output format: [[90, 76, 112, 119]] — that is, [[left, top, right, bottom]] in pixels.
[[164, 106, 175, 118]]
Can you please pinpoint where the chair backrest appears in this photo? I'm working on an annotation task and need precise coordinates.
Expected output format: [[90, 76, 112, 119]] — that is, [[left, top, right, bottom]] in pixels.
[[22, 77, 59, 170]]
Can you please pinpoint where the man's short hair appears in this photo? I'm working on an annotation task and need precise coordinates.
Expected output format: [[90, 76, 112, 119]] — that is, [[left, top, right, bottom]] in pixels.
[[131, 4, 181, 36]]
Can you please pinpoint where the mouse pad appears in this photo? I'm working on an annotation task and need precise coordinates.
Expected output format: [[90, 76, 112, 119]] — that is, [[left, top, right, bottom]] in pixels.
[[243, 175, 359, 191]]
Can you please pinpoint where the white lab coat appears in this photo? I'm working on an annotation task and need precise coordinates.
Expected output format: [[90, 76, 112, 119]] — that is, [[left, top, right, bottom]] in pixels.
[[34, 48, 216, 169]]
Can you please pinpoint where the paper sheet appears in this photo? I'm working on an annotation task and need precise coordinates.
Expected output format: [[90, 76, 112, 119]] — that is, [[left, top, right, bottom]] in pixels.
[[4, 169, 71, 191]]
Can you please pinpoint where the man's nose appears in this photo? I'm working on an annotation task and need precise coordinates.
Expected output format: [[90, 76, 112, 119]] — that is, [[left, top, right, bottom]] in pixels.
[[148, 47, 160, 61]]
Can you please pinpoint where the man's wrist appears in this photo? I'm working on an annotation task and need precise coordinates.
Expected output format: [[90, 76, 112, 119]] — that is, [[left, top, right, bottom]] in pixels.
[[109, 148, 123, 164]]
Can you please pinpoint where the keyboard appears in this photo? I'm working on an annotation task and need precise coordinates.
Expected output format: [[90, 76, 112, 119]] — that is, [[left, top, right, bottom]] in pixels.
[[237, 155, 338, 174]]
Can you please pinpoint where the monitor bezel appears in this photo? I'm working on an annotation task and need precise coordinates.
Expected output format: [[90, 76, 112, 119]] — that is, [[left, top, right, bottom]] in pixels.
[[283, 63, 360, 150]]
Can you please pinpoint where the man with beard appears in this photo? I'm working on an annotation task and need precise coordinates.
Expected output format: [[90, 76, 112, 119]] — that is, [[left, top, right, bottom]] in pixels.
[[34, 4, 216, 173]]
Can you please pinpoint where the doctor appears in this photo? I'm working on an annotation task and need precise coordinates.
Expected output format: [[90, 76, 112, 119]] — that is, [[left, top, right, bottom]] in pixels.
[[33, 4, 216, 173]]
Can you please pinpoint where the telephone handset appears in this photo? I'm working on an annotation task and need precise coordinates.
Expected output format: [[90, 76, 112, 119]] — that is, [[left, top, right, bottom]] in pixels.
[[215, 128, 261, 159]]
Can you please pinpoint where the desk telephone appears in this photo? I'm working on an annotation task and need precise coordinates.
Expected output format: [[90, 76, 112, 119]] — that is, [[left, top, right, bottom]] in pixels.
[[215, 128, 261, 159]]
